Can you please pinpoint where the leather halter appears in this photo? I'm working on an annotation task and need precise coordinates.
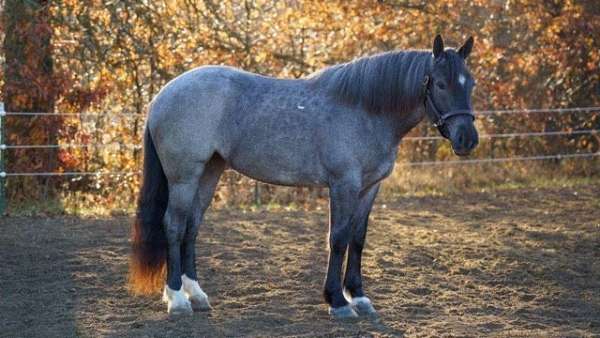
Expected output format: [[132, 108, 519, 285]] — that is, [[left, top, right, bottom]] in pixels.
[[422, 75, 475, 129]]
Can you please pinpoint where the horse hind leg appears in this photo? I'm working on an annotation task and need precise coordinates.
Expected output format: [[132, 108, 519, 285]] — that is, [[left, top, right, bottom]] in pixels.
[[180, 155, 225, 312], [162, 172, 205, 315]]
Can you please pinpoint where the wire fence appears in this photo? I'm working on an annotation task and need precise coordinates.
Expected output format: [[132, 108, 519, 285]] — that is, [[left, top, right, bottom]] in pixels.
[[404, 129, 599, 141], [0, 143, 142, 150], [0, 128, 598, 149], [0, 171, 139, 177], [0, 152, 598, 178], [476, 106, 600, 115], [1, 105, 599, 213], [0, 106, 598, 177], [402, 151, 600, 166], [0, 112, 146, 117]]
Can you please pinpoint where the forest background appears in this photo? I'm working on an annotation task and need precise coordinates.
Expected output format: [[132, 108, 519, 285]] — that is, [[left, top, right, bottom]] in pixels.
[[1, 0, 598, 214]]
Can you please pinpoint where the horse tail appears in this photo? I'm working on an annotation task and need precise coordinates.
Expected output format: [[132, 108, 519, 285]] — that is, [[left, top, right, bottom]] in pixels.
[[128, 126, 169, 295]]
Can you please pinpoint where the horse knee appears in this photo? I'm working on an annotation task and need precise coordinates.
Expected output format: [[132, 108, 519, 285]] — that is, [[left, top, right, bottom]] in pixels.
[[187, 208, 205, 235], [329, 227, 351, 253], [184, 221, 199, 240], [165, 223, 185, 244], [164, 209, 191, 248]]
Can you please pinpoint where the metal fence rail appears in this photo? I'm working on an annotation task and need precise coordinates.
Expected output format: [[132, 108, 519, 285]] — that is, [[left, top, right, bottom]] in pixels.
[[402, 151, 600, 166], [1, 143, 142, 149], [1, 130, 599, 149], [403, 128, 599, 141], [1, 152, 598, 177], [477, 106, 600, 115], [0, 171, 139, 177], [0, 112, 145, 117]]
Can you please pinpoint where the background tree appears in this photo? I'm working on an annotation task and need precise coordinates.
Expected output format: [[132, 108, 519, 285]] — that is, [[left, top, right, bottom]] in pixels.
[[2, 0, 67, 202], [0, 0, 598, 211]]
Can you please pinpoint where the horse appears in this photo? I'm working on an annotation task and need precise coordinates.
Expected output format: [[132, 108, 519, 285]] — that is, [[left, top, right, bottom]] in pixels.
[[129, 34, 478, 319]]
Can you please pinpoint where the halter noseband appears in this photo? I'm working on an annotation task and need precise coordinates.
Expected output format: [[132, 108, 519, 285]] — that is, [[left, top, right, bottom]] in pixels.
[[423, 75, 475, 128]]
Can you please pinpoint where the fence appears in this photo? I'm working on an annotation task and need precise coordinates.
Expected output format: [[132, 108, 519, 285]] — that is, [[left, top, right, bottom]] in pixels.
[[0, 105, 599, 213]]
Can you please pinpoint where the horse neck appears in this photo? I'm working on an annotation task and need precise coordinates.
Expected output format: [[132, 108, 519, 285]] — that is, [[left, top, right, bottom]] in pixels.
[[377, 65, 430, 144], [392, 108, 426, 141], [376, 106, 426, 147], [386, 53, 431, 142]]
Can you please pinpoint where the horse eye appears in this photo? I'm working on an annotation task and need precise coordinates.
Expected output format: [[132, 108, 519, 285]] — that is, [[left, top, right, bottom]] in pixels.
[[436, 81, 446, 90]]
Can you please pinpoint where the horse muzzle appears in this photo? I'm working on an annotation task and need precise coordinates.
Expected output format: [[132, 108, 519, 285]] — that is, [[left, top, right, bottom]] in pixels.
[[449, 120, 479, 156]]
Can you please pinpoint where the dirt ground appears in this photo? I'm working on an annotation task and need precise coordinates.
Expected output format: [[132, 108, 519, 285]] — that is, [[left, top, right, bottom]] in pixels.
[[1, 184, 599, 337]]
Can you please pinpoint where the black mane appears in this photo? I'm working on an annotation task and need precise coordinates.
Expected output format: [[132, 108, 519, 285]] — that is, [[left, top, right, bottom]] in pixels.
[[310, 50, 432, 115]]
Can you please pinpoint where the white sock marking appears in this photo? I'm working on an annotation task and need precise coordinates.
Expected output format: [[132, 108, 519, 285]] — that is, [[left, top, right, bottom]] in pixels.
[[182, 274, 208, 300], [163, 285, 191, 312], [351, 296, 372, 306]]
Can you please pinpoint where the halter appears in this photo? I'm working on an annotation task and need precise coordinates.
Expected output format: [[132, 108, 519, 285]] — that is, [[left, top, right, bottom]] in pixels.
[[422, 75, 475, 129]]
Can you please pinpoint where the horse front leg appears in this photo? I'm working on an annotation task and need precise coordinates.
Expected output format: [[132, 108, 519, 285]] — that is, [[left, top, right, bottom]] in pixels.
[[343, 183, 380, 316], [324, 176, 361, 319]]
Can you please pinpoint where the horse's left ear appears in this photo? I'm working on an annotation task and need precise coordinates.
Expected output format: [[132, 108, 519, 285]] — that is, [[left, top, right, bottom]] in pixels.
[[458, 36, 474, 59]]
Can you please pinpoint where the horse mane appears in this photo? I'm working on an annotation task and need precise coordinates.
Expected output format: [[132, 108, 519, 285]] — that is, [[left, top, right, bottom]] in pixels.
[[309, 50, 432, 115]]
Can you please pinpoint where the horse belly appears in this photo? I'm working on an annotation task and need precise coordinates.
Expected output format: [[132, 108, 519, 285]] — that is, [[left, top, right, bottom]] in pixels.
[[227, 139, 326, 187], [234, 166, 326, 187]]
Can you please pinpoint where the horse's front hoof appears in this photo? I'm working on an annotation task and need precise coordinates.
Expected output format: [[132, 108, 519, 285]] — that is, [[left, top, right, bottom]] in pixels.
[[190, 295, 212, 312], [329, 304, 359, 319], [168, 303, 193, 316], [164, 285, 194, 316], [351, 297, 377, 317]]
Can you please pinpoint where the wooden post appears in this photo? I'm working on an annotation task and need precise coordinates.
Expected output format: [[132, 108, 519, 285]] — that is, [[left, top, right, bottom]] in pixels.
[[254, 180, 261, 206], [0, 102, 6, 214]]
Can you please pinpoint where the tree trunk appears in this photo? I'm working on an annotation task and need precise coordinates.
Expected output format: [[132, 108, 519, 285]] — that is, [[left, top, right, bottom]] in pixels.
[[3, 0, 58, 201]]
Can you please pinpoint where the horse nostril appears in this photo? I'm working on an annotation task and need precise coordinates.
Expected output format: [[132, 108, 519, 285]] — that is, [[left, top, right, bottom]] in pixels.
[[458, 134, 464, 147]]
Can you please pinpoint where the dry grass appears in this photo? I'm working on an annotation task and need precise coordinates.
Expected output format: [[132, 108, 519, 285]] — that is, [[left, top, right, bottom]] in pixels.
[[5, 158, 599, 216]]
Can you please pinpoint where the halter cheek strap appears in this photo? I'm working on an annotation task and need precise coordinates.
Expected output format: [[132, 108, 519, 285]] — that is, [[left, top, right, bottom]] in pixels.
[[422, 75, 475, 128]]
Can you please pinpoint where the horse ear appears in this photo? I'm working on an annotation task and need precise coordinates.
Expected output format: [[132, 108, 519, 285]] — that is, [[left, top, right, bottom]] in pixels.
[[432, 34, 444, 58], [458, 36, 474, 59]]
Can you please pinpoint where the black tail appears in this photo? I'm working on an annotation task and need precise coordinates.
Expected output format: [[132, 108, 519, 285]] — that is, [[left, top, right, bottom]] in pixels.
[[129, 127, 169, 295]]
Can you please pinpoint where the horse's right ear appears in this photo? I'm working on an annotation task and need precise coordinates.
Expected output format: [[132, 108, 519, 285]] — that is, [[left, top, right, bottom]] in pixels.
[[432, 34, 444, 59], [458, 36, 474, 59]]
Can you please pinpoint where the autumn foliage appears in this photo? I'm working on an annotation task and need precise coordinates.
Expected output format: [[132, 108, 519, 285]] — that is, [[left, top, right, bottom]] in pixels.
[[0, 1, 598, 212]]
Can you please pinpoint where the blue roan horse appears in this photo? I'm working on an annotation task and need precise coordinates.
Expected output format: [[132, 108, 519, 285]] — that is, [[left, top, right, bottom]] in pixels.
[[129, 35, 478, 318]]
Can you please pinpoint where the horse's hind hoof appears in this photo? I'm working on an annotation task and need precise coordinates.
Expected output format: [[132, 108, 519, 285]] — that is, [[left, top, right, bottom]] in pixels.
[[329, 304, 359, 319], [190, 296, 212, 312], [351, 297, 377, 317]]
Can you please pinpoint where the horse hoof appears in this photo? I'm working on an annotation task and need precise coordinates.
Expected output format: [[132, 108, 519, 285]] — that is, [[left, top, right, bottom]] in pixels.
[[164, 285, 193, 316], [329, 304, 359, 319], [190, 296, 212, 312], [168, 303, 193, 316], [351, 297, 377, 316]]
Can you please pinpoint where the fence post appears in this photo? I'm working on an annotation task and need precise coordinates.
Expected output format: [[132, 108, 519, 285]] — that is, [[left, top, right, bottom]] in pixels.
[[254, 180, 261, 207], [0, 102, 5, 215]]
